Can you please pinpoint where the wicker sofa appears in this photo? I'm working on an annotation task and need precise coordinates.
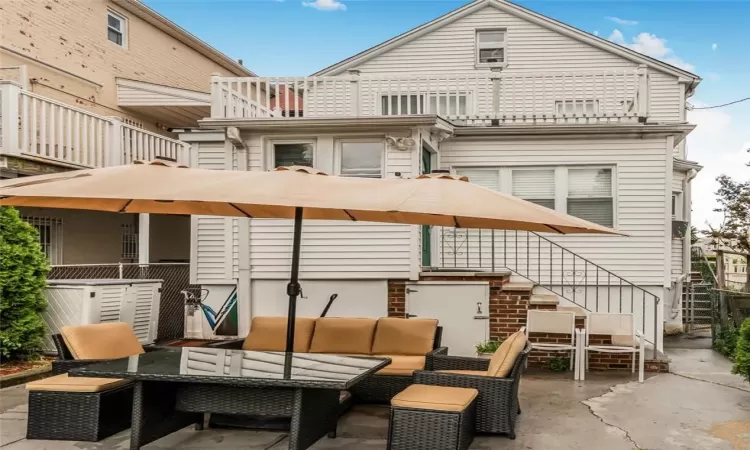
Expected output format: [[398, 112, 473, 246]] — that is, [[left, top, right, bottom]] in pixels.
[[412, 329, 531, 439], [212, 316, 446, 404]]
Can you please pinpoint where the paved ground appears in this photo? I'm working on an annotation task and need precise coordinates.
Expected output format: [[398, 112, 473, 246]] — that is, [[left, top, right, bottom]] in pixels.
[[2, 349, 749, 449]]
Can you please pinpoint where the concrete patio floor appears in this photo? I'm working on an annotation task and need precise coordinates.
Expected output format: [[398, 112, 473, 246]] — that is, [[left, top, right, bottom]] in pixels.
[[2, 348, 749, 450]]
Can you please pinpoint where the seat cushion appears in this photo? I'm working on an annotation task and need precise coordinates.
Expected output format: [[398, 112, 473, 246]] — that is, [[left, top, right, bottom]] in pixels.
[[61, 322, 144, 360], [26, 374, 132, 393], [371, 318, 438, 356], [391, 384, 478, 412], [242, 317, 316, 353], [373, 355, 426, 376], [309, 318, 377, 354], [487, 329, 527, 377], [438, 370, 488, 376], [611, 335, 635, 346]]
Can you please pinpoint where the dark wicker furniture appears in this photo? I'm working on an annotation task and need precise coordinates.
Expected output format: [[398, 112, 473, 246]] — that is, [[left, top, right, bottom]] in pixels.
[[70, 348, 390, 450], [50, 333, 161, 375], [26, 384, 133, 442], [413, 343, 532, 439]]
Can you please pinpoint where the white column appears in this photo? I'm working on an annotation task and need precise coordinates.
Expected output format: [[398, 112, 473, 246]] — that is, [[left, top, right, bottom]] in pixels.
[[0, 80, 22, 154], [139, 213, 150, 265], [109, 117, 123, 166], [236, 142, 252, 337], [210, 73, 224, 118], [347, 69, 360, 116], [636, 65, 649, 118]]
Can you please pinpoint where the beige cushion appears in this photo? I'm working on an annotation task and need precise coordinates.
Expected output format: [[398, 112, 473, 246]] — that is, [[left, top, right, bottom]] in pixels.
[[611, 335, 635, 346], [309, 318, 378, 354], [438, 370, 488, 376], [242, 317, 316, 353], [391, 384, 478, 412], [487, 330, 527, 377], [373, 355, 426, 375], [371, 318, 438, 355], [61, 322, 144, 360], [26, 374, 131, 393]]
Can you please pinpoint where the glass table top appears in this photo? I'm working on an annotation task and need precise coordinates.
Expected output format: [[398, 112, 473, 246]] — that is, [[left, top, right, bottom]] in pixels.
[[71, 347, 391, 389]]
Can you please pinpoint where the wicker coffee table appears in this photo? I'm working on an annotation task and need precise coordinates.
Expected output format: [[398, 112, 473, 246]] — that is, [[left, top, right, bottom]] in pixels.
[[70, 347, 390, 450]]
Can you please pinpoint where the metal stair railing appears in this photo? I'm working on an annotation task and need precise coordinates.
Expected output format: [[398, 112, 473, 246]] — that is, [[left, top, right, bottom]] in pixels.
[[432, 227, 661, 357]]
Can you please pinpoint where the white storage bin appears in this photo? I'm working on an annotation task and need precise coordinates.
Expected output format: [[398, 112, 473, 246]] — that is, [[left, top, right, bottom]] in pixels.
[[42, 279, 162, 353]]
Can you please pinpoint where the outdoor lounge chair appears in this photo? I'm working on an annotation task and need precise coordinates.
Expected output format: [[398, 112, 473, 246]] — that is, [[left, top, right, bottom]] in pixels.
[[413, 328, 530, 439], [526, 309, 577, 374], [581, 313, 645, 382]]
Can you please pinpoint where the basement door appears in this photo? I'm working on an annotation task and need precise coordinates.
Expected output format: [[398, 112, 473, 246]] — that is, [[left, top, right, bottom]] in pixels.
[[406, 281, 489, 356]]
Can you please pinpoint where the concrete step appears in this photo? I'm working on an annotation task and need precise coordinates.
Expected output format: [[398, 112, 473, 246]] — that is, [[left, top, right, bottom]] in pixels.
[[529, 294, 559, 305], [557, 305, 588, 318]]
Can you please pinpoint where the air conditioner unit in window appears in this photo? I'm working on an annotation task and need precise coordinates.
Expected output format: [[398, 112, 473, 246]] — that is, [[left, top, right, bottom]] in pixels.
[[672, 220, 689, 238]]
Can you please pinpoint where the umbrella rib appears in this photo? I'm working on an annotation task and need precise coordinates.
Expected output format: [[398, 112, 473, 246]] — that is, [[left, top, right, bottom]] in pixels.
[[229, 203, 253, 218], [118, 199, 133, 213], [454, 216, 461, 228], [546, 224, 565, 234], [343, 209, 357, 221]]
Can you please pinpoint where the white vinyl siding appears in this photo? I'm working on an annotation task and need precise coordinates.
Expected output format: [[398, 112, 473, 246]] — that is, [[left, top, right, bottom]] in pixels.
[[352, 5, 682, 123], [443, 136, 669, 286], [191, 141, 234, 284], [240, 131, 414, 279]]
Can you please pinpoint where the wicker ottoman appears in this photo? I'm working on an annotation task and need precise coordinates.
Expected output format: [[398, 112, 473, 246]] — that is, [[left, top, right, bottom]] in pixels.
[[26, 374, 133, 442], [387, 384, 478, 450]]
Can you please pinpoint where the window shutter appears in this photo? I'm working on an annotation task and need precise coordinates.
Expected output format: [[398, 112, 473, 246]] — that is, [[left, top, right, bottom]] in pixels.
[[567, 168, 613, 227], [456, 169, 500, 191], [512, 169, 555, 209]]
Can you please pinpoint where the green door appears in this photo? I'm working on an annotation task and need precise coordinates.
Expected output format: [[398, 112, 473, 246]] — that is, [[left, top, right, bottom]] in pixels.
[[421, 149, 432, 267]]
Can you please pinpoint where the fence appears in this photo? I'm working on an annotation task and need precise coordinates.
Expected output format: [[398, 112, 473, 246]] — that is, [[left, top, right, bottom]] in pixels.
[[48, 263, 195, 342]]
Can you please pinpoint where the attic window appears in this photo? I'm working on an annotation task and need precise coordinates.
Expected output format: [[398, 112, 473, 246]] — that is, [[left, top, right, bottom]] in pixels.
[[476, 29, 506, 66], [108, 10, 127, 47]]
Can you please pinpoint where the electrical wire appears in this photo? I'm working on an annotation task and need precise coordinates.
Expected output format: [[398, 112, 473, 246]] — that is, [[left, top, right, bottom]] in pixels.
[[689, 97, 750, 110]]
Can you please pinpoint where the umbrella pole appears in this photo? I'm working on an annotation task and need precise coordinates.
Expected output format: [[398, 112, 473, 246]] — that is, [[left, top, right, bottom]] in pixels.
[[285, 207, 304, 353]]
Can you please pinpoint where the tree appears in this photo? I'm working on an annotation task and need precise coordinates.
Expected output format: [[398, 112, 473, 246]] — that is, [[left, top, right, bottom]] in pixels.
[[706, 147, 750, 254], [0, 206, 49, 360], [732, 318, 750, 382]]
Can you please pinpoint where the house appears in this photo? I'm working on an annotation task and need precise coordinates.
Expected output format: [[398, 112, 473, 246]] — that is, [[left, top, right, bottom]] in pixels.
[[179, 0, 702, 358], [0, 0, 253, 265]]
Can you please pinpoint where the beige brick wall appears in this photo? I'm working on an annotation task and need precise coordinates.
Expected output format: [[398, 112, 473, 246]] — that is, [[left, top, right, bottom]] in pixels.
[[1, 0, 244, 130]]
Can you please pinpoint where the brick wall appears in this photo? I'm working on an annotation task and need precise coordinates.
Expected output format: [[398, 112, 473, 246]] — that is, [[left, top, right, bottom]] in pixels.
[[387, 280, 406, 317]]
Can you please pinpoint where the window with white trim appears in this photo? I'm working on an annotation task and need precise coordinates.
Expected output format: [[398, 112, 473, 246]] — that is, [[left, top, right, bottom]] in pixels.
[[338, 140, 383, 178], [567, 168, 614, 228], [476, 29, 506, 66], [456, 165, 616, 228], [512, 168, 555, 209], [107, 10, 127, 47], [273, 143, 314, 168]]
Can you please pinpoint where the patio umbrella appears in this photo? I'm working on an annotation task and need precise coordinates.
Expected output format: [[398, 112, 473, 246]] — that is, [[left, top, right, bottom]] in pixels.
[[0, 160, 620, 352]]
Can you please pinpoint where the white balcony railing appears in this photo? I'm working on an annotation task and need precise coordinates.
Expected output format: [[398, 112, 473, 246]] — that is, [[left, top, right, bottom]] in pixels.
[[209, 67, 649, 125], [0, 80, 190, 168]]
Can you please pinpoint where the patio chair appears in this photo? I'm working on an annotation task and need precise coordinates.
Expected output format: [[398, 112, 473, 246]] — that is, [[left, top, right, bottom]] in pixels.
[[582, 313, 645, 383], [526, 310, 577, 373], [413, 328, 530, 439]]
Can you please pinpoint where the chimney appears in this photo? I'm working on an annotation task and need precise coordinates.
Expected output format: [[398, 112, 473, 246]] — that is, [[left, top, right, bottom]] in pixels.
[[238, 59, 244, 66]]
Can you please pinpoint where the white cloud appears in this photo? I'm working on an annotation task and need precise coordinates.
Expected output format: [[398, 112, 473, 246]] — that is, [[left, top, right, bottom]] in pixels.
[[686, 103, 750, 229], [593, 30, 599, 37], [712, 43, 718, 51], [606, 16, 639, 26], [608, 30, 695, 72], [706, 72, 720, 82], [302, 0, 346, 10]]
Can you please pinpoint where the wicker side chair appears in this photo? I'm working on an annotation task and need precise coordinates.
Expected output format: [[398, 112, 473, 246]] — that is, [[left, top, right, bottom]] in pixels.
[[51, 330, 161, 374], [413, 342, 531, 439]]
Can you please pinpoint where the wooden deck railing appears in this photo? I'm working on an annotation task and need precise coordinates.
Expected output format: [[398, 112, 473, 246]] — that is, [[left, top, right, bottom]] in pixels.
[[1, 80, 190, 167], [209, 67, 649, 125]]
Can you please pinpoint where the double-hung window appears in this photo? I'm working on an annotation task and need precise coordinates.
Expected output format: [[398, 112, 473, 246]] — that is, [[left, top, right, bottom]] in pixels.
[[476, 30, 506, 67], [338, 140, 383, 178], [512, 168, 556, 209], [566, 168, 614, 228], [107, 10, 127, 47], [272, 142, 314, 168]]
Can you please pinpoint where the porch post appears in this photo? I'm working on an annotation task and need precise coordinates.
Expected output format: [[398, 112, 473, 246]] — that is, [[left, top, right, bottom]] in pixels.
[[490, 70, 502, 119], [210, 73, 224, 118], [109, 117, 124, 166], [636, 65, 649, 118], [347, 69, 361, 116], [139, 213, 150, 265], [0, 80, 22, 154]]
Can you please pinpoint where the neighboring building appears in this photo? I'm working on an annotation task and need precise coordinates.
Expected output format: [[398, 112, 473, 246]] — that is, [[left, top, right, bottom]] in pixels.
[[0, 0, 253, 265], [695, 238, 748, 289], [183, 0, 702, 354]]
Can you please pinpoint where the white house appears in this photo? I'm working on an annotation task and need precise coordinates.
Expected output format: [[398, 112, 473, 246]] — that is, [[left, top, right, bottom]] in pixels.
[[181, 0, 701, 356]]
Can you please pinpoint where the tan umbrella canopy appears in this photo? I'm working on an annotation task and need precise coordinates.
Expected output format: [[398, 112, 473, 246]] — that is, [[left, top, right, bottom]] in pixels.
[[0, 160, 620, 352]]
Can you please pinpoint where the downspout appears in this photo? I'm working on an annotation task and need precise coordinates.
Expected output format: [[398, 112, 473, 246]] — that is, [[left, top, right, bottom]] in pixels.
[[670, 168, 698, 319]]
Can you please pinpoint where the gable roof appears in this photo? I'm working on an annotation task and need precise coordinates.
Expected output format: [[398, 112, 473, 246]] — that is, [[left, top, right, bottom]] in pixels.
[[111, 0, 255, 77], [313, 0, 700, 84]]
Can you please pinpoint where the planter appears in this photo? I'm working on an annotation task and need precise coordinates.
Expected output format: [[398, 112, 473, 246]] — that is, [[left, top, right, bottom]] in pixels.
[[476, 353, 493, 359]]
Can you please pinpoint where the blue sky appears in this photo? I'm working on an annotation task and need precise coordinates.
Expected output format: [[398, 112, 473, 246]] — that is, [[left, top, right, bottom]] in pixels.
[[146, 0, 749, 228]]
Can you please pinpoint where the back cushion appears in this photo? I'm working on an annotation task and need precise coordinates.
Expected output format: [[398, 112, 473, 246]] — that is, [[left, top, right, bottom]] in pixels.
[[371, 318, 438, 355], [61, 322, 144, 360], [487, 330, 528, 377], [242, 317, 316, 353], [309, 318, 378, 354]]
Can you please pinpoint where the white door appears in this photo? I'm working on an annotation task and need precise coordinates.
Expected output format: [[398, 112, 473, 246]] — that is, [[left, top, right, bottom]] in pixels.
[[406, 281, 489, 356]]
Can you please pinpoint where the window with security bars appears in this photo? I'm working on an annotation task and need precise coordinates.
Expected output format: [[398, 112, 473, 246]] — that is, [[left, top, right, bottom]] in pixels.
[[567, 168, 614, 227], [121, 223, 139, 261], [512, 169, 556, 209], [22, 216, 63, 264]]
